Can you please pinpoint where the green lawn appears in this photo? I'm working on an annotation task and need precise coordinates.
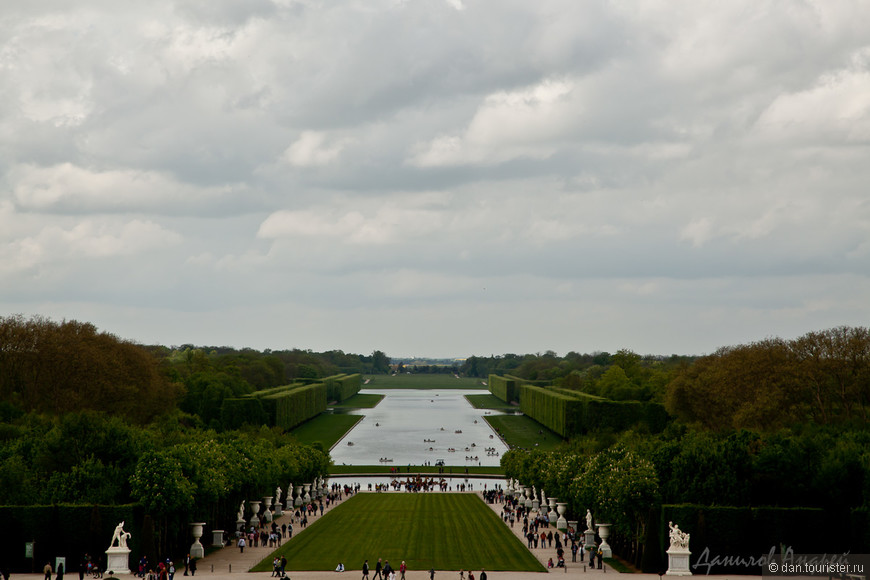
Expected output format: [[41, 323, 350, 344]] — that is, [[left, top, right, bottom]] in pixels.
[[484, 415, 563, 451], [330, 393, 385, 408], [364, 374, 486, 389], [253, 493, 545, 572], [464, 393, 516, 410], [291, 414, 362, 449]]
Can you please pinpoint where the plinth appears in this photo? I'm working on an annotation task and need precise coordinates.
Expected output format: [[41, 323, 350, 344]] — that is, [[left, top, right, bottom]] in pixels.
[[105, 547, 131, 575], [666, 548, 692, 576]]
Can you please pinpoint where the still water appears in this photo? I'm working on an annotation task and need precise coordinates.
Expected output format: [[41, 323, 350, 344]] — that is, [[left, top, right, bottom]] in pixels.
[[328, 389, 511, 467]]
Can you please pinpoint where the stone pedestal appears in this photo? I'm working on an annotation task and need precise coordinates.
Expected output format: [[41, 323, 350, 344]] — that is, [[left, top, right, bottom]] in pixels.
[[105, 547, 131, 575], [236, 518, 245, 532], [666, 548, 692, 576], [189, 522, 206, 559], [596, 523, 612, 558], [556, 503, 568, 531], [211, 530, 225, 548], [274, 502, 283, 517], [532, 498, 540, 512], [568, 521, 579, 536], [584, 528, 596, 548]]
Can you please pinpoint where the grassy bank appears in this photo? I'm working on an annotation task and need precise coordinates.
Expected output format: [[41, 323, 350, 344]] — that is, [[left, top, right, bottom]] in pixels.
[[485, 415, 563, 451], [330, 393, 384, 408], [291, 414, 362, 449], [252, 493, 545, 572], [465, 393, 516, 410]]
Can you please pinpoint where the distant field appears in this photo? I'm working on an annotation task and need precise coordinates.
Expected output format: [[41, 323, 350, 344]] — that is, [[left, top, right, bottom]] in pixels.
[[465, 393, 516, 410], [364, 374, 486, 389], [252, 493, 544, 572], [485, 415, 563, 451], [291, 414, 362, 449], [330, 393, 384, 408]]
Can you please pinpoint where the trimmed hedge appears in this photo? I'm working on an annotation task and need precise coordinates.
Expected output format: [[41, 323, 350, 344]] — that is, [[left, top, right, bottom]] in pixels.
[[262, 383, 327, 430], [641, 504, 845, 575], [519, 384, 584, 437], [488, 374, 518, 404], [323, 374, 361, 403], [220, 397, 267, 429], [492, 377, 669, 436], [0, 504, 143, 573]]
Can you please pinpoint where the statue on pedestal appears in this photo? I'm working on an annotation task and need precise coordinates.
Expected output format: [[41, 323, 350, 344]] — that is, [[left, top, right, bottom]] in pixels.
[[275, 487, 283, 506], [237, 501, 245, 522], [668, 521, 690, 550], [109, 522, 131, 549], [586, 509, 593, 531]]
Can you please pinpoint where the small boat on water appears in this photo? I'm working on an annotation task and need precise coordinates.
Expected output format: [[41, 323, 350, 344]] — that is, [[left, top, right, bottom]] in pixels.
[[347, 441, 354, 446]]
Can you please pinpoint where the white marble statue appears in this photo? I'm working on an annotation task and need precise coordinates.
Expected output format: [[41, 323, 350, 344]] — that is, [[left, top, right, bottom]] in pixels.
[[586, 509, 593, 531], [109, 521, 131, 549], [275, 487, 282, 506], [238, 500, 245, 521], [668, 521, 690, 550]]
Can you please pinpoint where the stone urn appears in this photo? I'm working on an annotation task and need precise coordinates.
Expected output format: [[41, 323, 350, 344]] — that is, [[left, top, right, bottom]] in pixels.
[[556, 502, 568, 531], [303, 483, 311, 504], [596, 523, 612, 558], [189, 522, 206, 559], [547, 497, 558, 522], [262, 496, 273, 522], [294, 485, 303, 506], [248, 500, 261, 527]]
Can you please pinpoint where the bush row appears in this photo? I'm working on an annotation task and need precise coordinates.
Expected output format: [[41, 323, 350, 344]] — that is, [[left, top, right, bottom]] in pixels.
[[323, 373, 361, 402]]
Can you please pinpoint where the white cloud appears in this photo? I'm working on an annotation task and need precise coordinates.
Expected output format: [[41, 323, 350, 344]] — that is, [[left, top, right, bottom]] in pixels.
[[282, 131, 352, 167]]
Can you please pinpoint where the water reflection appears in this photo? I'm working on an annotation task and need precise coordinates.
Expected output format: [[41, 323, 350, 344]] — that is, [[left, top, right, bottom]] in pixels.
[[327, 475, 507, 491], [329, 389, 510, 467]]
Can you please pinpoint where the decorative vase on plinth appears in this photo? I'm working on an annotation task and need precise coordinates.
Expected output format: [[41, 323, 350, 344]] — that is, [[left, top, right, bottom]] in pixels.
[[189, 522, 206, 559], [596, 523, 612, 558], [556, 503, 568, 531], [263, 496, 273, 522], [294, 485, 303, 507], [303, 484, 311, 504], [548, 497, 558, 522], [249, 500, 261, 527], [524, 487, 533, 509], [211, 529, 225, 548]]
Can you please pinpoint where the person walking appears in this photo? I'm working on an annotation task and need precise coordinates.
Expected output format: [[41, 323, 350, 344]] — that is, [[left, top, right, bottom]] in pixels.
[[362, 560, 369, 580], [56, 562, 65, 580], [429, 569, 435, 580], [44, 562, 53, 580], [238, 536, 246, 553], [373, 559, 383, 580], [479, 570, 487, 580], [399, 561, 406, 580], [188, 560, 196, 577]]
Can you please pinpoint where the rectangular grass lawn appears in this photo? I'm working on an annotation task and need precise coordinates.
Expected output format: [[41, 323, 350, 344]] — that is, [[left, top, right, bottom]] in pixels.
[[255, 493, 544, 572]]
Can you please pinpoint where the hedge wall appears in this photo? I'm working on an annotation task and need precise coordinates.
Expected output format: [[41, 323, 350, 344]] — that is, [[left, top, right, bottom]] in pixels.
[[488, 374, 518, 404], [220, 397, 267, 429], [519, 384, 584, 437], [323, 374, 361, 403], [0, 504, 143, 574], [263, 383, 327, 430], [584, 399, 669, 433], [641, 504, 847, 575]]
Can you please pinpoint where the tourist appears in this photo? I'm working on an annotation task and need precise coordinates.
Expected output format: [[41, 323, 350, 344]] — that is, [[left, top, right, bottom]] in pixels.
[[56, 562, 65, 580], [237, 536, 246, 553], [399, 562, 406, 580], [44, 562, 53, 580], [548, 558, 554, 568], [382, 561, 392, 579], [335, 563, 345, 572], [479, 570, 487, 580], [429, 569, 435, 580], [374, 558, 383, 580], [362, 560, 369, 580], [459, 570, 464, 580], [188, 560, 196, 577]]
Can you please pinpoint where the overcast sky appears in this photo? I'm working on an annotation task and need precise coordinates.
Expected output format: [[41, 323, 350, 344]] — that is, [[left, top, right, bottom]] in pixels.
[[2, 1, 869, 358]]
